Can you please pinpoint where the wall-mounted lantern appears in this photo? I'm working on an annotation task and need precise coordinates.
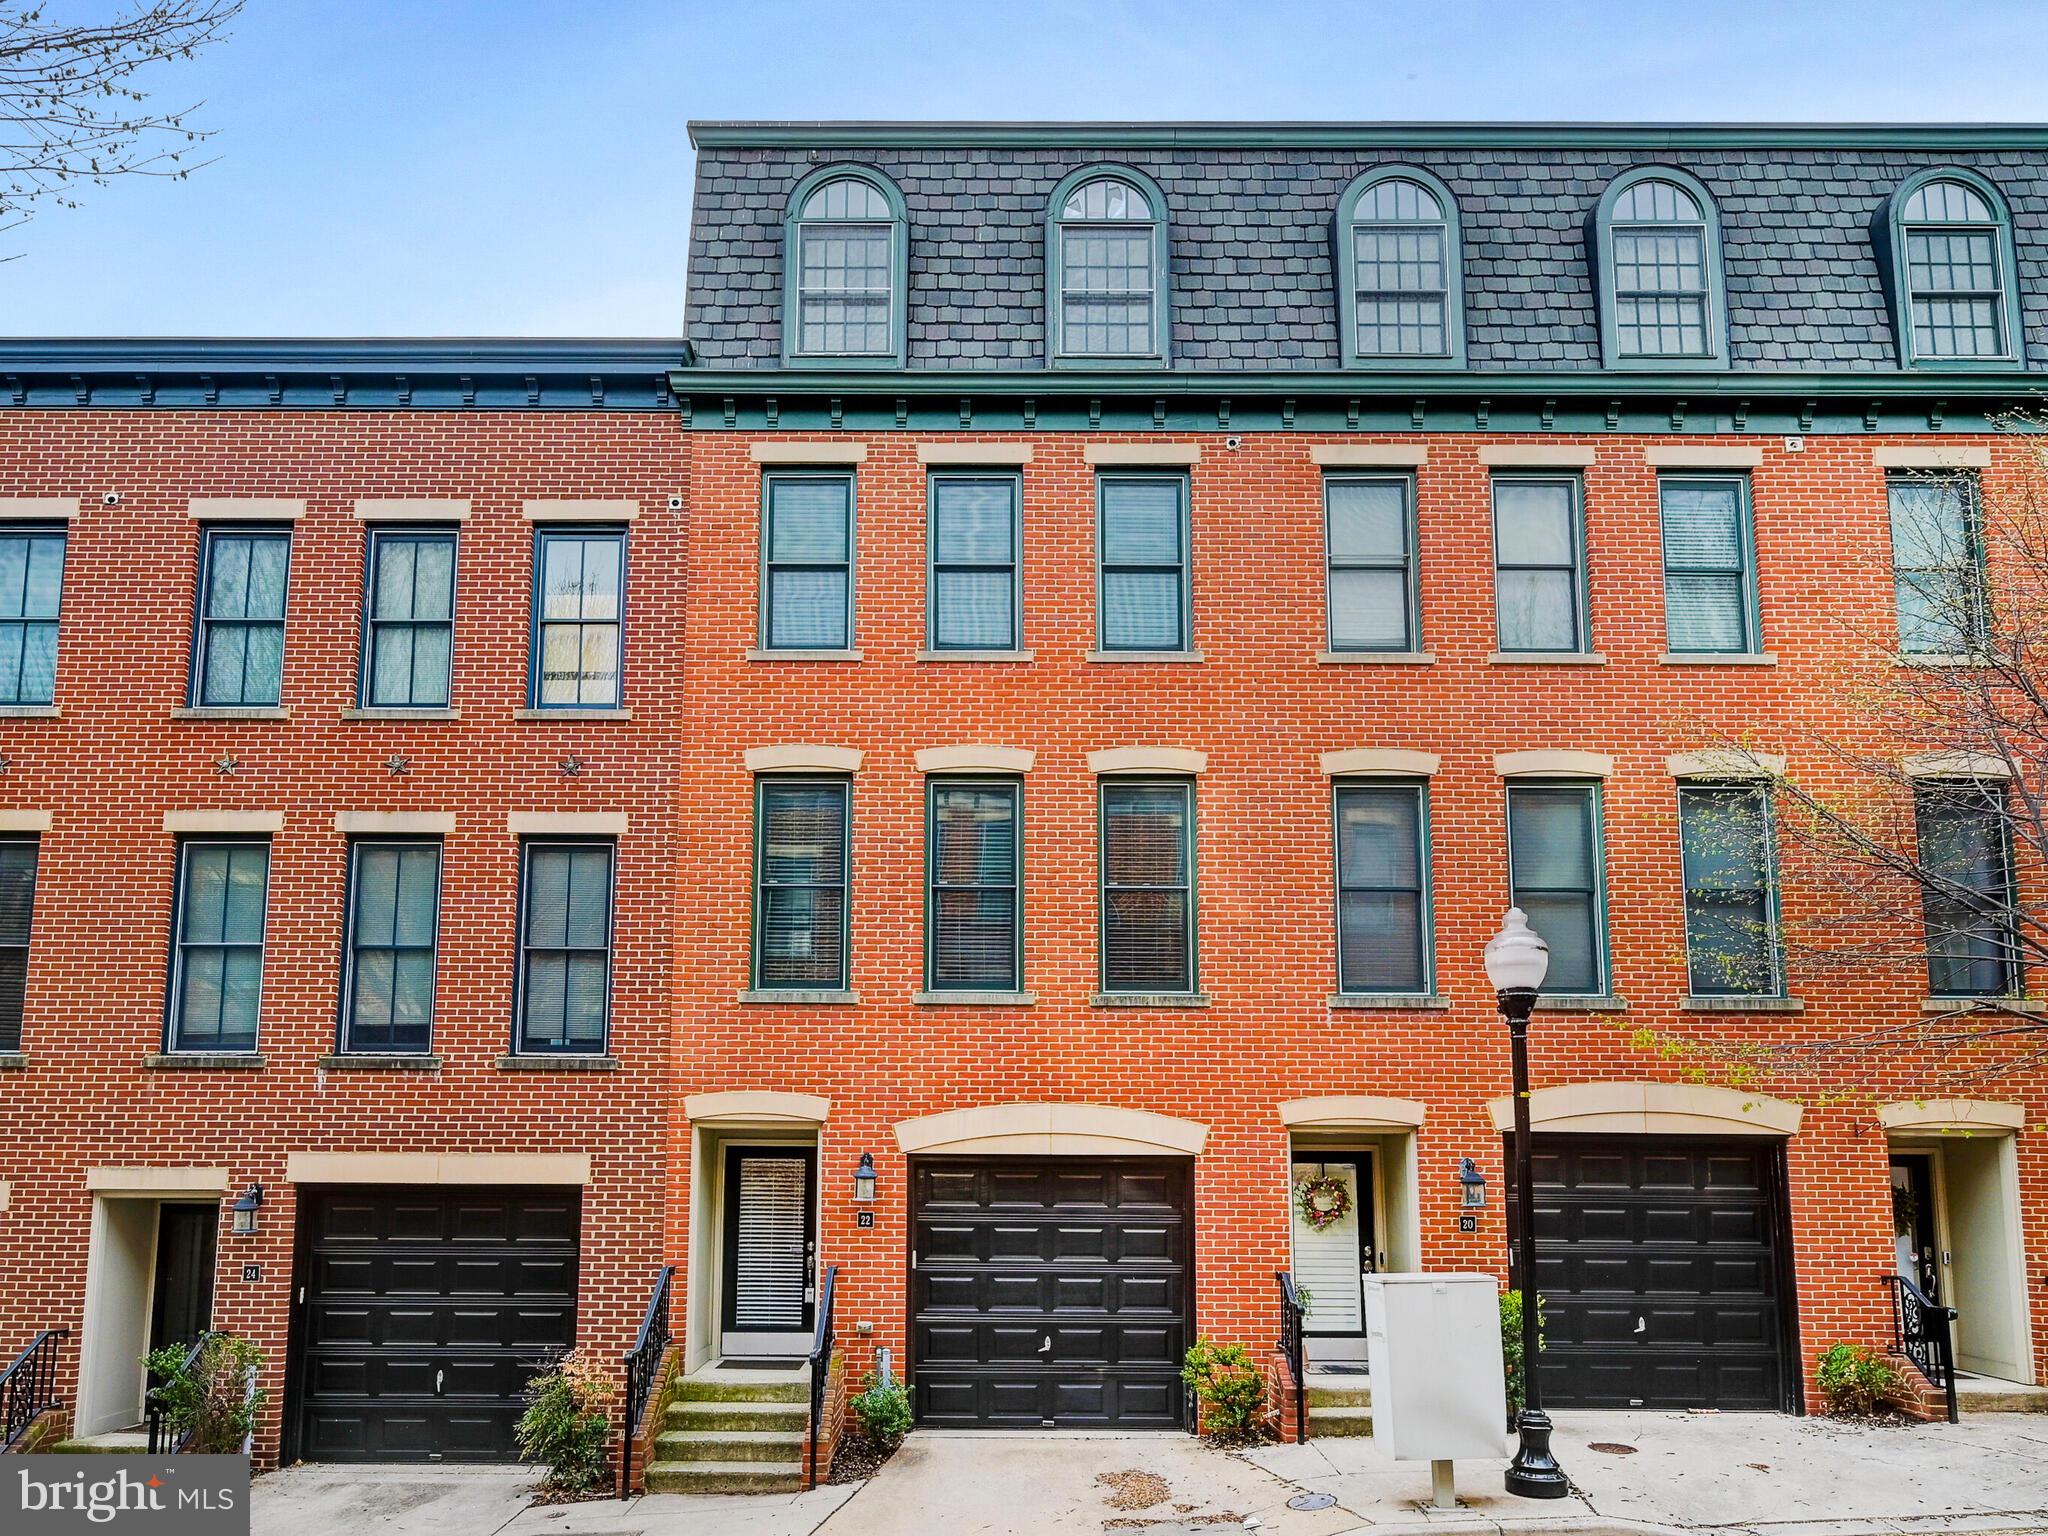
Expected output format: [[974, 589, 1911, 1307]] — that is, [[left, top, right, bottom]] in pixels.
[[852, 1152, 877, 1205], [1457, 1158, 1487, 1208], [230, 1182, 264, 1236]]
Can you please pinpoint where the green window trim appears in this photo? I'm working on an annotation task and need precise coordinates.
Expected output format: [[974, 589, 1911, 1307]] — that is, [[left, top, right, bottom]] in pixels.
[[1491, 473, 1590, 654], [1887, 471, 1990, 657], [1504, 780, 1610, 996], [1332, 780, 1434, 996], [338, 836, 444, 1054], [1324, 471, 1421, 652], [926, 471, 1023, 652], [1884, 167, 2025, 371], [1592, 166, 1728, 370], [752, 776, 853, 992], [1046, 164, 1171, 368], [1914, 779, 2022, 998], [1659, 473, 1760, 655], [924, 777, 1023, 992], [780, 164, 909, 369], [1098, 778, 1197, 995], [760, 469, 857, 651], [1333, 166, 1467, 369], [1096, 470, 1192, 653], [1677, 783, 1784, 998]]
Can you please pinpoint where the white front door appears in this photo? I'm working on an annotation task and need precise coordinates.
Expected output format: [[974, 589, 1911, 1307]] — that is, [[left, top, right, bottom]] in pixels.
[[1290, 1158, 1371, 1361]]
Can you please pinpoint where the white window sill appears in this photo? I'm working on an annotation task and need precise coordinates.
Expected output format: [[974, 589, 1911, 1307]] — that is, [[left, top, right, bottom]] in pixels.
[[1317, 651, 1435, 666], [0, 1052, 27, 1071], [513, 708, 631, 721], [343, 707, 461, 721], [737, 988, 861, 1005], [911, 990, 1038, 1006], [1660, 653, 1777, 667], [1329, 993, 1451, 1009], [1532, 994, 1628, 1012], [495, 1053, 620, 1071], [1091, 992, 1211, 1008], [1488, 653, 1606, 666], [318, 1052, 443, 1070], [142, 1051, 266, 1069], [171, 706, 289, 721], [1921, 996, 2048, 1016], [915, 649, 1034, 663], [1682, 995, 1805, 1013], [745, 648, 863, 662], [1897, 653, 1996, 669], [1086, 650, 1204, 663], [0, 704, 59, 718]]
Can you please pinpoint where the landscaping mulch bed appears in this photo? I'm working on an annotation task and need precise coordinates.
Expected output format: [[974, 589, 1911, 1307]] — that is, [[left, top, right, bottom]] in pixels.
[[828, 1430, 899, 1483]]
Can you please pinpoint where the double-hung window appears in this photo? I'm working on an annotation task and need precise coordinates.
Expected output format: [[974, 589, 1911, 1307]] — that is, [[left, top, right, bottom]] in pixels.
[[341, 839, 442, 1053], [362, 528, 456, 708], [1661, 476, 1758, 654], [1915, 780, 2019, 998], [927, 780, 1021, 992], [762, 472, 854, 651], [168, 838, 270, 1053], [1050, 172, 1167, 363], [516, 840, 615, 1053], [1100, 780, 1195, 995], [1505, 782, 1607, 995], [193, 527, 290, 707], [1333, 782, 1430, 995], [786, 172, 903, 363], [0, 839, 37, 1052], [1097, 473, 1189, 653], [0, 526, 64, 706], [1677, 784, 1780, 997], [1492, 477, 1586, 654], [1893, 176, 2018, 364], [1888, 474, 1988, 657], [532, 528, 623, 708], [1325, 475, 1418, 652], [928, 474, 1021, 652], [754, 779, 851, 992]]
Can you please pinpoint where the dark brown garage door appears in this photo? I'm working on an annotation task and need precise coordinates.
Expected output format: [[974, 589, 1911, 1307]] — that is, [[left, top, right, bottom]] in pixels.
[[1527, 1138, 1793, 1411], [293, 1189, 580, 1461], [911, 1159, 1190, 1428]]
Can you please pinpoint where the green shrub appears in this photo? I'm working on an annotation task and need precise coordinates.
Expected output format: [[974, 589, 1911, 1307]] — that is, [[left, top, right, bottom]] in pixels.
[[1181, 1338, 1266, 1443], [1816, 1343, 1904, 1416], [515, 1350, 613, 1494], [850, 1371, 913, 1448], [1500, 1289, 1546, 1421], [142, 1334, 265, 1454]]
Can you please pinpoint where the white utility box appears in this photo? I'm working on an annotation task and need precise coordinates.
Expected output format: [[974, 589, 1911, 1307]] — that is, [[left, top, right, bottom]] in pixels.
[[1364, 1273, 1508, 1463]]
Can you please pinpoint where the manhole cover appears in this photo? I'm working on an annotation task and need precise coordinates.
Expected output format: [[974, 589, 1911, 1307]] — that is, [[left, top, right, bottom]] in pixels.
[[1287, 1492, 1338, 1511], [1588, 1442, 1637, 1455]]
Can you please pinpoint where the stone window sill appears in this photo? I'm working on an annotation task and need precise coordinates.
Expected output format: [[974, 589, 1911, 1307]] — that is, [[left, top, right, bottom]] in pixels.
[[737, 989, 861, 1005], [513, 708, 631, 722], [319, 1053, 442, 1070], [496, 1053, 620, 1071], [1921, 996, 2048, 1016], [170, 707, 289, 721], [1488, 653, 1607, 666], [1329, 993, 1451, 1010], [1682, 995, 1805, 1013], [342, 707, 461, 722], [745, 648, 863, 662], [911, 990, 1037, 1006], [0, 704, 59, 718], [143, 1051, 267, 1069], [1091, 992, 1212, 1008], [1317, 651, 1435, 666], [1898, 654, 1995, 669], [0, 1051, 25, 1071], [1660, 653, 1777, 667], [1086, 650, 1204, 664], [1532, 994, 1628, 1012], [915, 649, 1034, 663]]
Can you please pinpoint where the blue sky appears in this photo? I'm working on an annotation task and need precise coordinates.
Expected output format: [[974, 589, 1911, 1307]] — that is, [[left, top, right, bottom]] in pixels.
[[13, 0, 2047, 337]]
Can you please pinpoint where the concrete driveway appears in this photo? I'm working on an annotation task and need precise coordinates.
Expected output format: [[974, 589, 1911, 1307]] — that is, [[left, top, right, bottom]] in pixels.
[[253, 1464, 539, 1536]]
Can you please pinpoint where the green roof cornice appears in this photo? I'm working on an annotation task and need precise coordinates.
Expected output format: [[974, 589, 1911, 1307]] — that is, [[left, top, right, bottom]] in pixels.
[[688, 120, 2048, 152]]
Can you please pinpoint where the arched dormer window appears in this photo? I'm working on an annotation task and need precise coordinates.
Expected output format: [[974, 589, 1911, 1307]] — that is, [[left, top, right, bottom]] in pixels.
[[1885, 169, 2023, 368], [781, 165, 907, 367], [1046, 166, 1170, 366], [1594, 167, 1727, 368], [1335, 167, 1465, 368]]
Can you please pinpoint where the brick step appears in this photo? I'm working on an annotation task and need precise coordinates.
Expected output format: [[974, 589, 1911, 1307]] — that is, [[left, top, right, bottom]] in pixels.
[[1307, 1405, 1374, 1437], [665, 1398, 809, 1433], [644, 1459, 804, 1495], [653, 1428, 806, 1464], [672, 1374, 809, 1405]]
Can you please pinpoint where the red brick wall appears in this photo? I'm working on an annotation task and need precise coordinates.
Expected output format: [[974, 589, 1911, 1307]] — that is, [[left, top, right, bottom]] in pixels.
[[0, 411, 686, 1464], [673, 430, 2048, 1412]]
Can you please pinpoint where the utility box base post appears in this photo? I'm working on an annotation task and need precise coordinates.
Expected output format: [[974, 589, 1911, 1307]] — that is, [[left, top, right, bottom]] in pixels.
[[1365, 1274, 1510, 1510]]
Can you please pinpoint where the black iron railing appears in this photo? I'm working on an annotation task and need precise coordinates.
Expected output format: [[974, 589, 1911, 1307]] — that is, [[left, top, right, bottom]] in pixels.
[[146, 1332, 215, 1454], [805, 1264, 839, 1491], [1883, 1272, 1959, 1424], [1, 1329, 68, 1451], [1276, 1271, 1307, 1443], [618, 1264, 675, 1497]]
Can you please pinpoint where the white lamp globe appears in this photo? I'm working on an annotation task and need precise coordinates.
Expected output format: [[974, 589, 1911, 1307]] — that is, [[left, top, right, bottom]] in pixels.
[[1484, 907, 1551, 993]]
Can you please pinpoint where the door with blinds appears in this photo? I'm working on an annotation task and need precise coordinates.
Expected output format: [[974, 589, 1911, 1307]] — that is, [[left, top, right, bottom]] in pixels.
[[1289, 1156, 1376, 1363], [721, 1147, 816, 1357]]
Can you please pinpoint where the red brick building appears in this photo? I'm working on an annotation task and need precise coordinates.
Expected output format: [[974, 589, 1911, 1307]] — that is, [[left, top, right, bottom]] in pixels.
[[4, 123, 2048, 1485]]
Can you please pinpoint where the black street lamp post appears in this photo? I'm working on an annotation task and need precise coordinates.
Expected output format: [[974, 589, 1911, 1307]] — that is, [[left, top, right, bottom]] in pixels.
[[1485, 908, 1570, 1501]]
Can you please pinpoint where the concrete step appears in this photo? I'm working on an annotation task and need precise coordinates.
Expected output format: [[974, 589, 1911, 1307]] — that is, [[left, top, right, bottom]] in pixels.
[[1307, 1405, 1375, 1437], [644, 1459, 805, 1495], [665, 1397, 809, 1433], [654, 1428, 806, 1465], [50, 1438, 152, 1454], [1957, 1381, 2048, 1414], [672, 1372, 810, 1405], [1305, 1380, 1373, 1409]]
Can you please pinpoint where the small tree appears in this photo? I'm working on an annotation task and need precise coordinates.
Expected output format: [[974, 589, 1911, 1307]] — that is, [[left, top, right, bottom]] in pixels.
[[1180, 1338, 1266, 1444], [515, 1351, 613, 1496]]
